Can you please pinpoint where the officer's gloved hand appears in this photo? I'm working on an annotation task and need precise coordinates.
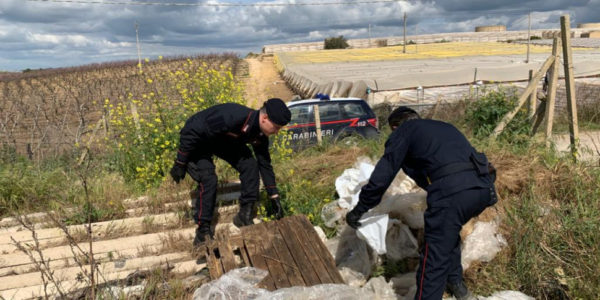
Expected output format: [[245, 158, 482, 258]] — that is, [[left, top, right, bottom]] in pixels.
[[345, 209, 363, 230], [269, 195, 284, 220], [170, 161, 187, 184]]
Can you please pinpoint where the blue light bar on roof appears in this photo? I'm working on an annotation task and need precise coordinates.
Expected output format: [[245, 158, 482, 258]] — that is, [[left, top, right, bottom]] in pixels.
[[314, 93, 330, 100]]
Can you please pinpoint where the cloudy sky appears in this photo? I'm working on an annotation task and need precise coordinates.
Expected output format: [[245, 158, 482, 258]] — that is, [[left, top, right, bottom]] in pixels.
[[0, 0, 598, 71]]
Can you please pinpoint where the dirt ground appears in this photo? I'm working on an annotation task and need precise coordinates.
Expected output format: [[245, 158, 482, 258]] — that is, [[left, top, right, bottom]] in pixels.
[[243, 55, 295, 108], [553, 130, 600, 164]]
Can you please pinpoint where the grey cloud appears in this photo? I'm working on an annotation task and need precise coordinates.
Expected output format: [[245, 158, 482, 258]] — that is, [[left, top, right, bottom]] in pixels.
[[1, 0, 599, 71]]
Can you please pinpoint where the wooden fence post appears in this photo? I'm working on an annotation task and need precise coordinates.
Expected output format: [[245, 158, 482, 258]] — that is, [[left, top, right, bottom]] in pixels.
[[560, 15, 580, 161], [313, 105, 322, 145], [491, 55, 555, 139], [528, 69, 536, 120], [544, 37, 561, 146]]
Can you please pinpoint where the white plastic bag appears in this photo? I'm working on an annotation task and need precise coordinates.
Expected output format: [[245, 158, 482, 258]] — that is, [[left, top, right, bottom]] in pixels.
[[461, 221, 507, 270], [356, 214, 389, 255]]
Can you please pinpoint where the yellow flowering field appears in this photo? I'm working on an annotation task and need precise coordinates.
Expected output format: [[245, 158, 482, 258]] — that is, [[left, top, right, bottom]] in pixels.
[[278, 42, 592, 64]]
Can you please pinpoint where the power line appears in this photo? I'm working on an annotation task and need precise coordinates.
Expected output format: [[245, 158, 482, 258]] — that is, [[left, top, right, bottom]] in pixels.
[[26, 0, 405, 7]]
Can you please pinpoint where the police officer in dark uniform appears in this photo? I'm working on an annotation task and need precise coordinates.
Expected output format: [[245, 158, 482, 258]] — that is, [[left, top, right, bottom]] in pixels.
[[170, 98, 291, 246], [346, 107, 496, 300]]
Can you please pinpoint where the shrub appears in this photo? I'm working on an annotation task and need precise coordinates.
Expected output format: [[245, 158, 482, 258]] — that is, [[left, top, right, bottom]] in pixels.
[[324, 36, 349, 50], [464, 86, 531, 144]]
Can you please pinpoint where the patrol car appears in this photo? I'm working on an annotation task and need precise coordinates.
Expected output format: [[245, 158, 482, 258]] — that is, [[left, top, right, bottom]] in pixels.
[[285, 96, 379, 148]]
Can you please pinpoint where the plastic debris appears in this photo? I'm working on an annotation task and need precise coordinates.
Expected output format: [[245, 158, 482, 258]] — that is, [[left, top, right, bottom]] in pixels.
[[338, 267, 366, 287], [335, 227, 376, 276], [482, 291, 535, 300], [321, 200, 346, 228], [256, 284, 384, 300], [461, 221, 507, 270], [193, 267, 268, 300], [362, 276, 397, 300], [390, 272, 416, 297], [356, 214, 390, 255], [385, 220, 419, 261], [194, 267, 400, 300]]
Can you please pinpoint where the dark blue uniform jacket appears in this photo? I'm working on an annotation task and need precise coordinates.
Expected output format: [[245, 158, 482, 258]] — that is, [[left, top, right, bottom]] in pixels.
[[356, 119, 493, 213], [177, 103, 277, 194]]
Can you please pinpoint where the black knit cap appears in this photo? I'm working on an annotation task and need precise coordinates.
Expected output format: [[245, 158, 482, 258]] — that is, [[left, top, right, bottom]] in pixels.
[[263, 98, 291, 126]]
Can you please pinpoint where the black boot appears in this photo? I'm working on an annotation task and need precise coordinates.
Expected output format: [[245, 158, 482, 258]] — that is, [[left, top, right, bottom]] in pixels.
[[447, 281, 476, 300], [233, 202, 254, 227], [193, 224, 213, 247]]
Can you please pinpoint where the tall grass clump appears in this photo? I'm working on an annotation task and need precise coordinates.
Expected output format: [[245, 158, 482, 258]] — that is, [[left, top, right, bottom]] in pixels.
[[471, 152, 600, 298], [106, 61, 244, 189]]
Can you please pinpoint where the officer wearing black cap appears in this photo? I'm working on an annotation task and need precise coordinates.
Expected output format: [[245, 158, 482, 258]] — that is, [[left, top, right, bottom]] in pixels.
[[346, 106, 496, 300], [170, 98, 291, 246]]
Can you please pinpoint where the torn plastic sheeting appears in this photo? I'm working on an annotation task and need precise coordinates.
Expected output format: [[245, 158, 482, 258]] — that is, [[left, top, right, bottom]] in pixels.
[[321, 200, 346, 228], [482, 290, 535, 300], [193, 267, 268, 300], [256, 283, 389, 300], [336, 227, 376, 276], [385, 220, 419, 261], [195, 267, 396, 300], [461, 221, 507, 270], [371, 192, 426, 229], [356, 214, 389, 255]]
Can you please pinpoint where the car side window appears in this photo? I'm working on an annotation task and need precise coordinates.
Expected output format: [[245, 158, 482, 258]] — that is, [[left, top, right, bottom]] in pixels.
[[318, 103, 340, 122], [289, 105, 312, 125], [341, 102, 367, 118]]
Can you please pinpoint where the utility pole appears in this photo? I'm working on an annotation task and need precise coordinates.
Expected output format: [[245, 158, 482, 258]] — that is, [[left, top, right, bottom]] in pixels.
[[526, 12, 531, 63], [415, 24, 418, 53], [135, 22, 142, 73], [403, 12, 407, 53], [368, 24, 372, 47]]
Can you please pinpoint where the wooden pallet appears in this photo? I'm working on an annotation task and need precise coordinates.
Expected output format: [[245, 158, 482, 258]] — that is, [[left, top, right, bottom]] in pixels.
[[201, 215, 344, 290]]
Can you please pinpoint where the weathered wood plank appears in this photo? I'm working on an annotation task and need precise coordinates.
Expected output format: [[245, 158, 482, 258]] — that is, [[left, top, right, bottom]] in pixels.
[[544, 37, 561, 146], [269, 220, 305, 286], [278, 217, 321, 286], [287, 216, 334, 284], [560, 14, 580, 160], [217, 236, 237, 273], [204, 240, 223, 280], [228, 236, 251, 266], [242, 227, 276, 290], [293, 215, 345, 284], [253, 222, 292, 289]]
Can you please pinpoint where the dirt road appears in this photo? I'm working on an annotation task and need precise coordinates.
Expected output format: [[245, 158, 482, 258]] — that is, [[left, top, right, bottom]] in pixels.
[[243, 55, 295, 108]]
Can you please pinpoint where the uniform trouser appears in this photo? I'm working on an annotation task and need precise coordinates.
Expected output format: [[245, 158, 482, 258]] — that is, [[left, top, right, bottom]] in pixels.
[[187, 144, 259, 226], [414, 187, 493, 300]]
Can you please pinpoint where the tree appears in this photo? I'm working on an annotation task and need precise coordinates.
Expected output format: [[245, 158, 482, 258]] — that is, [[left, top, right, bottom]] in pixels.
[[324, 36, 349, 49]]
